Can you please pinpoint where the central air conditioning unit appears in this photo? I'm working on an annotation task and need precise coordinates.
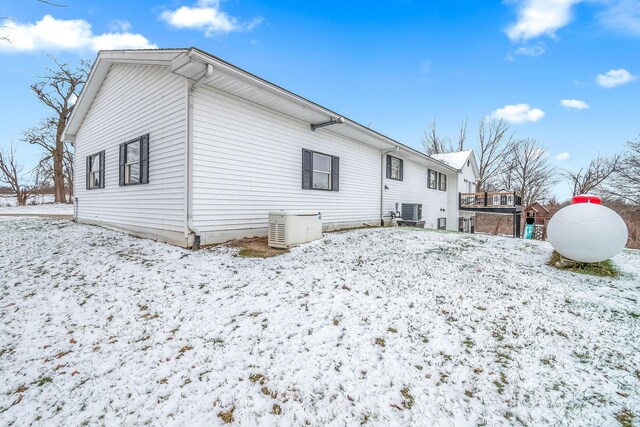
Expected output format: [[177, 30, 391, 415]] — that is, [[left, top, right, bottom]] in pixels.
[[268, 210, 322, 248]]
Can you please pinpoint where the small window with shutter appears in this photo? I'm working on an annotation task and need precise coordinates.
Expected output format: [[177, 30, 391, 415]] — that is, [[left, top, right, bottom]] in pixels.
[[427, 169, 438, 189], [302, 149, 339, 191], [386, 155, 403, 181], [86, 151, 105, 190], [119, 134, 149, 186], [439, 173, 447, 191]]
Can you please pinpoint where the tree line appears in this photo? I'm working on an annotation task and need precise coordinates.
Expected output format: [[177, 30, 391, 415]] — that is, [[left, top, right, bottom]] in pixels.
[[422, 117, 639, 207]]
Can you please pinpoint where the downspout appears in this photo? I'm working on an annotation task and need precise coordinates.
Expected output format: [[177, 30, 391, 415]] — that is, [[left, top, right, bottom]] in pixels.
[[380, 146, 400, 226], [186, 63, 214, 249]]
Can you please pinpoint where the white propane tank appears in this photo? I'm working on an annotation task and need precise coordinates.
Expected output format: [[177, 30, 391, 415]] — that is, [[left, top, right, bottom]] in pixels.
[[547, 202, 628, 263]]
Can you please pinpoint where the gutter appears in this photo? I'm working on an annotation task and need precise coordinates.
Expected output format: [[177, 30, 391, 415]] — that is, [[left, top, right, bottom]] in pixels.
[[185, 62, 214, 249]]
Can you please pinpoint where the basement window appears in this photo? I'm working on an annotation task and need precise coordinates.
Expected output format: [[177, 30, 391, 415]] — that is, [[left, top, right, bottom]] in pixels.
[[438, 218, 447, 230]]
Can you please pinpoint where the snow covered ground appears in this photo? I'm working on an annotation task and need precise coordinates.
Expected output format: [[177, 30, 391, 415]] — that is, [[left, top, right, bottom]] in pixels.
[[0, 194, 55, 207], [0, 201, 73, 216], [1, 218, 638, 426]]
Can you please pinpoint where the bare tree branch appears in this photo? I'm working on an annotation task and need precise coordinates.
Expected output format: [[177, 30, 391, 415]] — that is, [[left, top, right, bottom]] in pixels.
[[563, 154, 621, 196], [603, 135, 640, 204], [0, 145, 40, 206], [476, 118, 515, 192], [37, 0, 67, 7], [422, 117, 454, 155], [500, 139, 557, 207]]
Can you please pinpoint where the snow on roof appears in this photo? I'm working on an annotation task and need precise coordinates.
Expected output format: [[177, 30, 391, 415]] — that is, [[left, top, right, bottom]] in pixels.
[[430, 150, 472, 170]]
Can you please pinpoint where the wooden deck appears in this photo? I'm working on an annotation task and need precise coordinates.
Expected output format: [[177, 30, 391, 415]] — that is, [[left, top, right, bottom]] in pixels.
[[459, 191, 523, 237], [459, 192, 522, 213]]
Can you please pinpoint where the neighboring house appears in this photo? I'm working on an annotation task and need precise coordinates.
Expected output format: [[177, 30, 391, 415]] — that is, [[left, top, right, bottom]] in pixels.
[[430, 150, 480, 233], [63, 48, 466, 248]]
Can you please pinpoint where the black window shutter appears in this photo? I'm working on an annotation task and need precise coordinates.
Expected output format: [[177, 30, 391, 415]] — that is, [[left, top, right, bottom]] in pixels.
[[119, 143, 125, 186], [140, 134, 150, 184], [418, 204, 423, 220], [85, 156, 90, 190], [332, 156, 339, 191], [386, 155, 391, 179], [399, 159, 403, 181], [301, 149, 312, 189], [100, 151, 105, 188]]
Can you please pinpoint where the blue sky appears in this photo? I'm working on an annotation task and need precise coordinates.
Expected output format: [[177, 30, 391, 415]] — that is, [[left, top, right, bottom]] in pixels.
[[1, 0, 638, 200]]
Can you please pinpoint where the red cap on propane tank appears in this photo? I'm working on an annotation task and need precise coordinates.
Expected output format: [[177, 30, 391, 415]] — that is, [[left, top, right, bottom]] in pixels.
[[572, 194, 601, 204]]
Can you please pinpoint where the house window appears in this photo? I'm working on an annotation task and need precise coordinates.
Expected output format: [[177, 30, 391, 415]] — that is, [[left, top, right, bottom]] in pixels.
[[437, 218, 447, 230], [86, 151, 105, 190], [427, 169, 438, 189], [302, 149, 339, 191], [439, 173, 447, 191], [119, 134, 149, 186], [312, 152, 332, 190], [386, 155, 403, 181]]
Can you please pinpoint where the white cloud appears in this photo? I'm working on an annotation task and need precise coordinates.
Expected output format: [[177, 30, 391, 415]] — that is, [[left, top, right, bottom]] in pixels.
[[489, 103, 545, 124], [160, 0, 263, 37], [420, 59, 432, 74], [598, 0, 640, 35], [505, 0, 640, 43], [560, 98, 589, 109], [596, 68, 638, 88], [515, 43, 546, 57], [109, 19, 132, 33], [556, 152, 571, 161], [0, 15, 155, 53], [506, 0, 581, 42]]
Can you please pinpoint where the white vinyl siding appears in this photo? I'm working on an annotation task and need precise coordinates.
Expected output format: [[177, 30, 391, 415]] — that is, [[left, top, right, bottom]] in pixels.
[[191, 86, 381, 239], [74, 64, 187, 243], [384, 156, 452, 230]]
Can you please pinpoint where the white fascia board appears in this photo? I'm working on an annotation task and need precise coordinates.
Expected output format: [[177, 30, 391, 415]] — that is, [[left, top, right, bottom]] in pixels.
[[188, 49, 458, 173]]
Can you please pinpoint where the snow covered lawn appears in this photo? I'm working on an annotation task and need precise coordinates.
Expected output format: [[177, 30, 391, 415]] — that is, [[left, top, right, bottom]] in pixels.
[[0, 202, 73, 216], [1, 218, 638, 426]]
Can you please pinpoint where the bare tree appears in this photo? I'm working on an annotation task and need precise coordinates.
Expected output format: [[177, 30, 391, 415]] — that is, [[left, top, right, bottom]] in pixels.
[[476, 118, 515, 191], [605, 136, 640, 204], [0, 145, 35, 206], [563, 154, 620, 196], [422, 118, 468, 155], [23, 117, 74, 202], [500, 138, 557, 207], [422, 118, 451, 155], [27, 58, 89, 203]]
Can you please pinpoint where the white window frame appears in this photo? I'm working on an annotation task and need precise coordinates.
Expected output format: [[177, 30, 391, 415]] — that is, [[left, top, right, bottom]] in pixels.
[[439, 173, 447, 191], [124, 140, 141, 185], [88, 152, 102, 189], [428, 169, 438, 189], [312, 152, 332, 190], [388, 155, 403, 181]]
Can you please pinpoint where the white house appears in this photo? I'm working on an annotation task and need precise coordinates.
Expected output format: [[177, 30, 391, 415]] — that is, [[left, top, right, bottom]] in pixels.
[[63, 48, 472, 248], [431, 150, 480, 233]]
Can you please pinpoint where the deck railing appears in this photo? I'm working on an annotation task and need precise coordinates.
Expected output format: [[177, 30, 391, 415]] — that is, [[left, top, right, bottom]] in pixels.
[[459, 192, 522, 209]]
